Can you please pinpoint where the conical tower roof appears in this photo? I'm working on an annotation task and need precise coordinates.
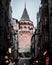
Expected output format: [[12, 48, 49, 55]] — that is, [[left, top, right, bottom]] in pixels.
[[20, 5, 30, 21]]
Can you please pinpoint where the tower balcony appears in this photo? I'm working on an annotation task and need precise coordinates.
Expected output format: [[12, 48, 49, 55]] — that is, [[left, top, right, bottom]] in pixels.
[[18, 28, 30, 32]]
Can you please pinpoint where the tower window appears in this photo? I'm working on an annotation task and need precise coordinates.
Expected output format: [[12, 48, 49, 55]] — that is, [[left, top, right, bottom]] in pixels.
[[20, 26, 22, 29], [21, 33, 22, 36], [28, 26, 30, 29], [24, 26, 26, 28]]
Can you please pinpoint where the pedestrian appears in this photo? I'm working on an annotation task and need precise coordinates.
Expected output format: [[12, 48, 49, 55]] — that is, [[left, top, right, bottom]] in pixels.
[[8, 58, 15, 65]]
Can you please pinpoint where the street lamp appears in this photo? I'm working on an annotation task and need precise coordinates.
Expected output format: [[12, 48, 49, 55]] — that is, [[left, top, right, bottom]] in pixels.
[[35, 60, 39, 63], [8, 48, 12, 53], [5, 55, 8, 59], [4, 55, 9, 64]]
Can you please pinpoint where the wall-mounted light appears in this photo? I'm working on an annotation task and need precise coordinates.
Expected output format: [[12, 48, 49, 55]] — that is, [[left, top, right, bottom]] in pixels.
[[4, 55, 8, 59], [8, 48, 12, 53], [35, 60, 39, 63]]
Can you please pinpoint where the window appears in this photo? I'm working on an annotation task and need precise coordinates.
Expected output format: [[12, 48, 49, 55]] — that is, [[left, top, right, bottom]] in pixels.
[[28, 26, 30, 29], [21, 34, 22, 36], [20, 26, 22, 29], [24, 26, 26, 28]]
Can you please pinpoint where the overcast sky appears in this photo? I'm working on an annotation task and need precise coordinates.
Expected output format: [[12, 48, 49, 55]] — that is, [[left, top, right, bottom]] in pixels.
[[11, 0, 41, 27]]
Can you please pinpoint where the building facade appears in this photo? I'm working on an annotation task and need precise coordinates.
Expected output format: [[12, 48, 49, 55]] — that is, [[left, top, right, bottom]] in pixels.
[[48, 0, 52, 64], [37, 0, 52, 64], [37, 7, 42, 54], [10, 18, 19, 60], [0, 0, 12, 61]]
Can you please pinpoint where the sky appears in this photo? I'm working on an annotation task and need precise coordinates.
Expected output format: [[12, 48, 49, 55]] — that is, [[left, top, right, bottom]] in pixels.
[[11, 0, 41, 27]]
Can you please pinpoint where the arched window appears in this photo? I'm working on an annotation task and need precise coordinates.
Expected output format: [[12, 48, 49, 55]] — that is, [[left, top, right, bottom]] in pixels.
[[21, 34, 22, 36], [28, 26, 30, 29], [24, 26, 26, 28], [20, 26, 22, 29], [30, 27, 33, 30]]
